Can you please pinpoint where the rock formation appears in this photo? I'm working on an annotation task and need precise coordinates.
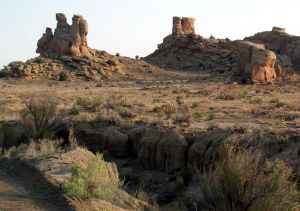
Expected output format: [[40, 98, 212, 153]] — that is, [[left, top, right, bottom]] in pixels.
[[145, 17, 239, 75], [37, 13, 95, 58], [172, 16, 195, 35], [232, 41, 277, 83], [245, 26, 300, 73]]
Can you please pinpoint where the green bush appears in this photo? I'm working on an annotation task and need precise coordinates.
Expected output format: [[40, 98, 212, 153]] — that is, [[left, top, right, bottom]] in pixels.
[[188, 147, 300, 211], [63, 153, 121, 200]]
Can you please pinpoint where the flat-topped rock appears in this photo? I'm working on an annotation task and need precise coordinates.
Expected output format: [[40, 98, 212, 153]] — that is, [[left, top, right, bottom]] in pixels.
[[272, 26, 286, 33], [172, 16, 195, 35]]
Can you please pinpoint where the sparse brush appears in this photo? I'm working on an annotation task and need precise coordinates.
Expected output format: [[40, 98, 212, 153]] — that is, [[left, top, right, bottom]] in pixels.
[[270, 98, 285, 108], [161, 103, 177, 117], [172, 112, 190, 125], [186, 146, 300, 211], [117, 107, 135, 118], [21, 98, 66, 140], [76, 97, 103, 112]]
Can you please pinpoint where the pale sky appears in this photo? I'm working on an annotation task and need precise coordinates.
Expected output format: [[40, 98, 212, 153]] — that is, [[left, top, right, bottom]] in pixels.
[[1, 0, 300, 67]]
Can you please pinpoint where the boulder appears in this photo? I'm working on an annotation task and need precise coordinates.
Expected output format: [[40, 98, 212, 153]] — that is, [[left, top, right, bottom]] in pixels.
[[233, 41, 277, 83], [134, 127, 188, 173], [188, 129, 232, 172], [75, 127, 129, 158]]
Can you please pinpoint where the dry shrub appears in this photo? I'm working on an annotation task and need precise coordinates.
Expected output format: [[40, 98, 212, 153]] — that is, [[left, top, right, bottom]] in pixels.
[[22, 98, 66, 139], [3, 139, 61, 159], [187, 146, 300, 211], [161, 103, 177, 117]]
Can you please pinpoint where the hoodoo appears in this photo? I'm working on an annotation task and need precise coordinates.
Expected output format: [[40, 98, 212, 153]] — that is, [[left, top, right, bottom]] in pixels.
[[37, 13, 95, 58]]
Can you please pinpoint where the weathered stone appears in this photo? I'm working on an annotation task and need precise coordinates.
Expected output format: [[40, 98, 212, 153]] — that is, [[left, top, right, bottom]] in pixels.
[[233, 41, 277, 83], [37, 13, 94, 58], [272, 26, 285, 33], [172, 16, 195, 35]]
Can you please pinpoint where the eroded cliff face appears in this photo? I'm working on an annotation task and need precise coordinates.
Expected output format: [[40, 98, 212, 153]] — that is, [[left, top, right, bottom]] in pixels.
[[37, 13, 95, 58]]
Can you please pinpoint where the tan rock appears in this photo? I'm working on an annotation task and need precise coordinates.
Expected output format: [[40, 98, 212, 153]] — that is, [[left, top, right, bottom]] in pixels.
[[233, 41, 277, 83], [37, 13, 94, 58], [171, 16, 195, 35]]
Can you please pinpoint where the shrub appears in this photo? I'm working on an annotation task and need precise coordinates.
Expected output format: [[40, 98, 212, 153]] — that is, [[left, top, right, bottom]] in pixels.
[[172, 112, 190, 125], [3, 139, 61, 159], [117, 107, 135, 119], [249, 98, 263, 104], [76, 97, 103, 112], [270, 98, 285, 108], [94, 110, 121, 126], [135, 55, 140, 59], [161, 103, 177, 117], [63, 153, 122, 200], [116, 52, 120, 57], [22, 98, 66, 139], [188, 147, 300, 211], [176, 96, 184, 105], [58, 71, 68, 81], [1, 124, 26, 149]]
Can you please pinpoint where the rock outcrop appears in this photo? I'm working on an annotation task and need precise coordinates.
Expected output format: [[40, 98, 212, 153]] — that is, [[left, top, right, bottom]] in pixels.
[[1, 13, 125, 81], [232, 41, 277, 83], [37, 13, 95, 58], [145, 17, 239, 75], [245, 27, 300, 73], [172, 17, 195, 35]]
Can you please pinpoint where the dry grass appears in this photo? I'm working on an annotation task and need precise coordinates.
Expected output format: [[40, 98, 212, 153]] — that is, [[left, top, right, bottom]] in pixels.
[[0, 78, 299, 133]]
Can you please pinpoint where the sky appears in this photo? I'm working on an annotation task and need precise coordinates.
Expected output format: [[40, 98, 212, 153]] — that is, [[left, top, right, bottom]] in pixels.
[[1, 0, 300, 67]]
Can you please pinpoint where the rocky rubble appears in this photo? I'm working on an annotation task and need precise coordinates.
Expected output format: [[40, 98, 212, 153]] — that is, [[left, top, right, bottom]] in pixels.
[[0, 51, 124, 81]]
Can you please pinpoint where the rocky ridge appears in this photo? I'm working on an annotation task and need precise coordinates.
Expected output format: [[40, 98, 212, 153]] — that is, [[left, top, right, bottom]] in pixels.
[[0, 13, 124, 81], [145, 17, 299, 84]]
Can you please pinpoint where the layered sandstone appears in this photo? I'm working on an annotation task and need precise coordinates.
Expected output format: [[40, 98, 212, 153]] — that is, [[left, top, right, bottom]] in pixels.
[[172, 16, 195, 35], [245, 26, 300, 73], [37, 13, 95, 58], [233, 41, 277, 83]]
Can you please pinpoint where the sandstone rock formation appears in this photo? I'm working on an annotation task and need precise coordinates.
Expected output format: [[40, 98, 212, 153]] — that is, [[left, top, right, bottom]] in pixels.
[[232, 41, 277, 83], [130, 127, 188, 173], [172, 17, 195, 35], [245, 26, 300, 73], [37, 13, 95, 58], [145, 17, 239, 74]]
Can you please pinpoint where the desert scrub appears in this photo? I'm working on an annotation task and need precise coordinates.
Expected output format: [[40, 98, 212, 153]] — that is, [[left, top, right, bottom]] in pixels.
[[249, 97, 263, 104], [58, 71, 68, 81], [270, 98, 285, 108], [76, 97, 103, 112], [94, 110, 121, 126], [117, 107, 135, 119], [187, 146, 300, 211], [161, 103, 177, 117], [172, 112, 191, 125], [22, 98, 66, 139], [3, 139, 61, 159], [1, 123, 26, 149], [63, 153, 122, 200]]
